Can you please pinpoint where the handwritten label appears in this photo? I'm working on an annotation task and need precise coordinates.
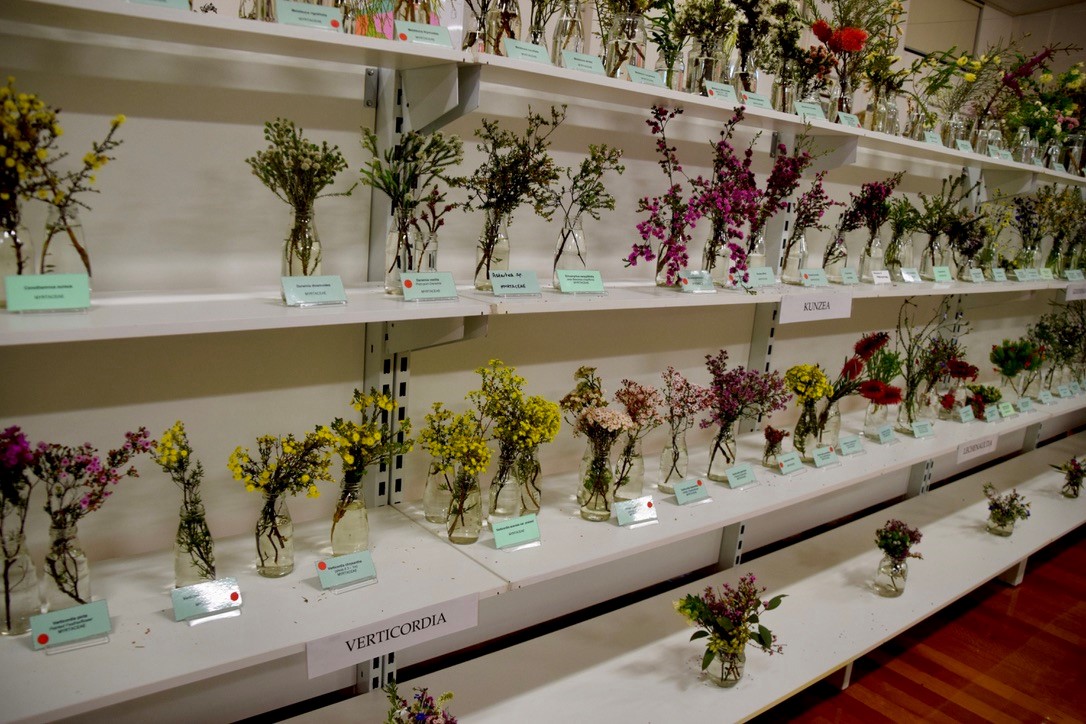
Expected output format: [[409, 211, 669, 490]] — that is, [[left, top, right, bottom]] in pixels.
[[490, 270, 541, 296], [1017, 397, 1035, 413], [725, 463, 757, 489], [740, 91, 771, 109], [492, 514, 541, 549], [276, 0, 341, 30], [969, 268, 986, 283], [1038, 390, 1055, 405], [615, 496, 658, 526], [704, 82, 738, 103], [503, 38, 551, 63], [799, 268, 828, 287], [911, 420, 935, 438], [401, 272, 457, 301], [32, 600, 111, 650], [625, 65, 665, 86], [924, 131, 943, 145], [812, 446, 839, 467], [991, 268, 1008, 282], [837, 112, 861, 128], [5, 274, 90, 312], [282, 275, 347, 307], [1064, 269, 1084, 282], [561, 51, 605, 74], [793, 101, 826, 121], [678, 270, 717, 293], [776, 451, 803, 475], [839, 268, 859, 285], [838, 434, 864, 456], [957, 405, 976, 423], [394, 20, 453, 46], [932, 266, 953, 283], [957, 434, 997, 464], [875, 424, 896, 444], [674, 477, 711, 504], [171, 578, 243, 621], [984, 404, 1002, 422], [779, 291, 852, 324], [744, 267, 777, 288], [316, 551, 377, 589], [555, 269, 605, 294], [900, 268, 922, 283], [871, 270, 892, 285], [955, 139, 974, 153]]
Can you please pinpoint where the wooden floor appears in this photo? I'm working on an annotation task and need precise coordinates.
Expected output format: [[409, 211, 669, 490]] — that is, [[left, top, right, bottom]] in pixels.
[[752, 525, 1086, 723]]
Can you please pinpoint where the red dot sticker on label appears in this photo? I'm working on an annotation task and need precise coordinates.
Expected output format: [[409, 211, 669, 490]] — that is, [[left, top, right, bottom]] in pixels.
[[779, 461, 785, 469], [37, 633, 49, 645], [696, 479, 703, 486], [318, 561, 328, 570], [331, 19, 340, 27], [403, 279, 413, 289], [708, 89, 715, 96], [646, 501, 653, 508], [802, 273, 809, 279], [230, 592, 240, 602], [681, 277, 688, 285], [399, 32, 408, 40]]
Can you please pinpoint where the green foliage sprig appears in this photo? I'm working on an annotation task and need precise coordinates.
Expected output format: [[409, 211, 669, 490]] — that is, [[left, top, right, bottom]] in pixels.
[[155, 421, 216, 582], [983, 482, 1030, 528], [245, 118, 353, 210], [875, 518, 922, 562]]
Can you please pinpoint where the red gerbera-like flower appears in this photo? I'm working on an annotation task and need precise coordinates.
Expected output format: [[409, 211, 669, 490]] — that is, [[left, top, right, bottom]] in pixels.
[[854, 331, 890, 362], [829, 27, 868, 54], [841, 356, 864, 381], [946, 359, 979, 381], [812, 19, 832, 43], [875, 384, 903, 406], [940, 392, 957, 411], [860, 380, 902, 406]]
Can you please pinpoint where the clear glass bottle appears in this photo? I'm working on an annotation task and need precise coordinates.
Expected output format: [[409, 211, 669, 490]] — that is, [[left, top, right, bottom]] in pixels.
[[175, 501, 216, 588], [385, 225, 414, 295], [873, 554, 908, 597], [41, 206, 90, 279], [550, 0, 584, 64], [513, 447, 543, 514], [658, 428, 687, 494], [282, 206, 322, 277], [331, 476, 369, 556], [0, 224, 33, 307], [447, 472, 482, 544], [656, 54, 685, 92], [238, 0, 276, 21], [781, 233, 807, 285], [553, 216, 587, 288], [488, 449, 520, 522], [580, 440, 614, 521], [484, 0, 521, 55], [43, 523, 90, 611], [860, 235, 885, 282], [423, 467, 452, 523], [603, 13, 647, 78], [475, 209, 509, 291], [685, 38, 725, 95], [414, 228, 439, 273], [612, 434, 644, 502], [863, 403, 893, 440], [1, 532, 38, 635], [255, 495, 293, 578], [706, 650, 745, 687]]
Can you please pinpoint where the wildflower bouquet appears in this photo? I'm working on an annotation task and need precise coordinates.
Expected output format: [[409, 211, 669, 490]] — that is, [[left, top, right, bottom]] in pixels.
[[885, 196, 919, 277], [155, 421, 216, 585], [761, 425, 789, 467], [823, 173, 904, 273], [418, 403, 491, 544], [982, 482, 1030, 534], [875, 518, 922, 563], [784, 363, 832, 457], [576, 406, 634, 520], [659, 366, 710, 488], [894, 298, 960, 430], [1052, 457, 1084, 498], [990, 338, 1045, 398], [613, 379, 663, 498], [915, 174, 974, 275], [384, 681, 456, 724], [0, 426, 37, 633], [781, 171, 840, 278]]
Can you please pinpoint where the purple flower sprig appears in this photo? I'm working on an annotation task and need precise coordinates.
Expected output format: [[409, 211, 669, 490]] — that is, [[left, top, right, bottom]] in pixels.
[[701, 350, 792, 430], [782, 171, 840, 270], [824, 172, 904, 268], [0, 426, 35, 505], [749, 141, 814, 245]]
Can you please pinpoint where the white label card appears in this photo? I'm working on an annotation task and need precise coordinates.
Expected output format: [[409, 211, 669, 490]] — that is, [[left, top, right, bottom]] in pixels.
[[871, 270, 892, 285], [779, 291, 852, 324], [957, 434, 997, 464]]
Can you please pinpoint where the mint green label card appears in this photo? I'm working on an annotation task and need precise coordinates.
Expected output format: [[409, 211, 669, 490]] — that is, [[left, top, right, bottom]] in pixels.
[[1055, 162, 1067, 174], [1013, 269, 1028, 281], [997, 401, 1017, 418], [625, 65, 665, 86], [988, 147, 1002, 158], [744, 267, 777, 287], [1070, 381, 1082, 395], [282, 275, 347, 306], [911, 420, 935, 438], [984, 404, 1002, 422], [704, 81, 738, 103], [839, 268, 859, 285], [277, 0, 341, 30], [679, 270, 716, 293], [561, 51, 605, 74], [837, 112, 861, 127], [871, 270, 892, 285], [556, 269, 604, 293], [999, 149, 1013, 161], [316, 551, 377, 589], [876, 423, 896, 444], [1033, 158, 1045, 168], [171, 578, 242, 621], [615, 496, 658, 526], [776, 451, 803, 475], [1065, 269, 1084, 281], [838, 434, 864, 456], [492, 514, 541, 549], [957, 405, 976, 423], [933, 266, 953, 282], [1039, 268, 1054, 280], [800, 268, 828, 287], [955, 139, 973, 153], [503, 38, 551, 63], [128, 0, 190, 9], [32, 600, 111, 649], [490, 270, 541, 296], [1017, 397, 1034, 413], [924, 131, 942, 145], [793, 101, 826, 121], [401, 272, 457, 301], [1058, 384, 1073, 398], [1038, 390, 1055, 405], [991, 268, 1008, 282], [674, 477, 711, 504], [6, 274, 90, 312], [725, 463, 757, 489], [900, 268, 922, 283], [395, 21, 453, 47], [812, 446, 839, 467], [741, 91, 771, 109], [969, 268, 986, 283]]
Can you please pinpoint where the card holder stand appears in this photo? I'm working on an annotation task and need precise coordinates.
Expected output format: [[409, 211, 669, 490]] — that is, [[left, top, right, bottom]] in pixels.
[[283, 298, 347, 308], [188, 609, 242, 626], [499, 541, 542, 552], [624, 519, 659, 530], [43, 634, 110, 655], [331, 577, 379, 595]]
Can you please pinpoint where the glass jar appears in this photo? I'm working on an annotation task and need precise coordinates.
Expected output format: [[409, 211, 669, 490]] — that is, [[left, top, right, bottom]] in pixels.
[[705, 649, 745, 687], [685, 38, 726, 95], [863, 402, 893, 440], [423, 467, 452, 523], [331, 475, 369, 556], [475, 209, 509, 291], [986, 516, 1014, 537], [385, 224, 414, 295], [656, 54, 685, 92], [612, 434, 644, 502], [43, 523, 91, 610], [175, 500, 216, 588], [484, 0, 521, 55], [580, 439, 614, 521], [658, 427, 688, 494], [550, 0, 584, 65], [781, 232, 807, 285], [859, 234, 885, 282], [0, 223, 33, 308], [513, 447, 543, 514], [706, 423, 736, 482], [1, 532, 38, 636], [238, 0, 276, 21], [255, 495, 293, 577], [553, 215, 587, 288], [447, 470, 483, 544], [603, 13, 647, 78], [488, 447, 521, 522], [873, 554, 908, 597], [414, 228, 439, 273], [282, 205, 322, 277], [41, 206, 91, 279]]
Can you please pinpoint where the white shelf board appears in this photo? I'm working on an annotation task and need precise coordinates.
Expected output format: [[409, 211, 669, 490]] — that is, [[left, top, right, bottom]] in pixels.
[[294, 431, 1086, 724], [0, 506, 506, 723], [0, 284, 490, 346], [397, 395, 1085, 593]]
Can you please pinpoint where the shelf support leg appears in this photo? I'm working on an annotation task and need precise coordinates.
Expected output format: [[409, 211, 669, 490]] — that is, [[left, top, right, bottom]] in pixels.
[[828, 661, 854, 690], [1022, 421, 1041, 452], [906, 458, 934, 498], [718, 521, 746, 570], [998, 558, 1028, 587]]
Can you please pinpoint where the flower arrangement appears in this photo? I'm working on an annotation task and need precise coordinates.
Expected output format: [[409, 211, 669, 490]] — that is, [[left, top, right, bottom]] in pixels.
[[784, 363, 832, 457], [1005, 62, 1084, 147], [456, 106, 564, 289], [945, 207, 987, 275], [823, 173, 904, 272], [894, 298, 960, 429], [808, 6, 870, 104], [576, 406, 634, 520], [559, 365, 608, 429], [154, 421, 216, 585], [1036, 184, 1086, 271], [34, 428, 153, 604], [245, 118, 353, 276], [748, 137, 813, 251], [659, 366, 710, 487], [0, 426, 37, 633], [875, 518, 922, 562], [762, 0, 807, 92], [507, 394, 562, 512], [702, 350, 791, 476], [675, 573, 785, 686], [761, 425, 789, 467], [384, 681, 456, 724], [732, 0, 768, 92], [674, 0, 741, 51], [613, 379, 663, 497], [1029, 303, 1085, 387], [0, 77, 125, 277], [1052, 457, 1084, 498], [915, 175, 975, 273], [781, 171, 839, 277], [990, 338, 1045, 398], [647, 0, 687, 89], [918, 335, 976, 404], [1008, 195, 1043, 268], [885, 196, 919, 276], [965, 383, 1002, 420], [418, 403, 491, 543], [982, 482, 1030, 533]]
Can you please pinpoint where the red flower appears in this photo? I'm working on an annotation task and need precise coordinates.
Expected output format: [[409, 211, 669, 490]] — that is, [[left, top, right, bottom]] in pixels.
[[875, 384, 903, 406], [860, 380, 902, 406], [939, 392, 957, 411], [854, 331, 889, 362], [829, 27, 868, 54], [812, 19, 832, 43], [841, 356, 864, 381], [946, 359, 978, 381]]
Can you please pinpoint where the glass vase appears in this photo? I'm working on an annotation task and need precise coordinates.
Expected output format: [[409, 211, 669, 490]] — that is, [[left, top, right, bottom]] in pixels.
[[384, 224, 414, 295], [282, 205, 322, 277], [656, 55, 685, 92], [873, 554, 908, 597], [859, 235, 885, 282], [394, 0, 434, 24], [658, 427, 688, 494], [484, 0, 521, 55], [685, 38, 725, 95], [238, 0, 276, 21], [919, 234, 944, 280], [747, 229, 766, 272], [1061, 482, 1080, 499], [823, 242, 848, 284], [423, 467, 452, 523], [580, 439, 614, 521], [43, 523, 90, 611], [705, 650, 745, 687], [553, 216, 587, 288], [603, 13, 647, 78], [414, 228, 439, 273], [41, 207, 90, 279], [1, 533, 38, 636], [896, 390, 932, 433], [863, 403, 893, 440], [0, 223, 33, 308], [255, 494, 293, 578], [331, 475, 369, 556], [462, 8, 484, 51], [488, 447, 520, 522], [447, 471, 482, 544], [781, 233, 807, 285], [514, 447, 543, 514], [175, 501, 216, 588], [550, 0, 584, 64], [987, 516, 1014, 537], [796, 400, 840, 462], [475, 209, 509, 291], [612, 434, 644, 502], [771, 77, 796, 113], [706, 424, 736, 482]]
